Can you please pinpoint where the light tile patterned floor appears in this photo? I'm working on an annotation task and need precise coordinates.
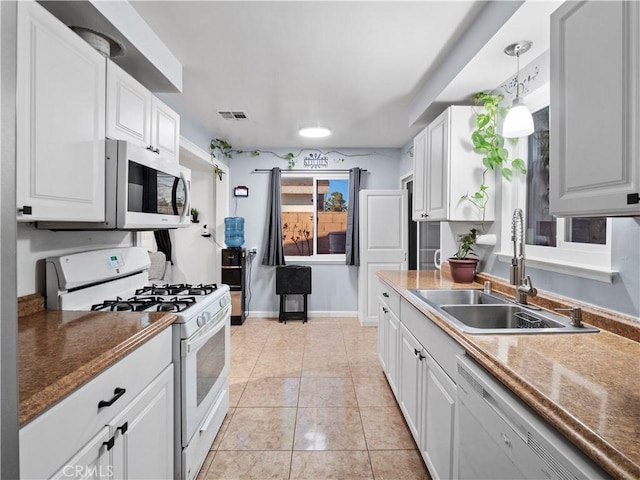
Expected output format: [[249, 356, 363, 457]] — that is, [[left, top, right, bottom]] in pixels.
[[197, 317, 431, 480]]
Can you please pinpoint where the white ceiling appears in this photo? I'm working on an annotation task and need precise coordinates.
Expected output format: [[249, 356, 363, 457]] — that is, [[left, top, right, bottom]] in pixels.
[[129, 1, 558, 149]]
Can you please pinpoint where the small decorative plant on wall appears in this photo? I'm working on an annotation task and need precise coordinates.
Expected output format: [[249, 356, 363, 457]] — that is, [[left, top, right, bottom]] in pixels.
[[464, 91, 527, 227]]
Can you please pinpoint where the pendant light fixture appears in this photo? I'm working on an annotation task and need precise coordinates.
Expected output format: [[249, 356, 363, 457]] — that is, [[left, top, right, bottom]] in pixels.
[[502, 41, 534, 138]]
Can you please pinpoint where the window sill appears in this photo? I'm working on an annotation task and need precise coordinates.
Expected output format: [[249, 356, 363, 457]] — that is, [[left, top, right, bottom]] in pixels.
[[495, 252, 618, 283], [285, 256, 346, 266]]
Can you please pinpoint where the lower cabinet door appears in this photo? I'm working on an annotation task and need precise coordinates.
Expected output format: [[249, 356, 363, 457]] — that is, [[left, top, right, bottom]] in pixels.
[[386, 311, 400, 397], [398, 323, 423, 442], [110, 365, 174, 480], [377, 300, 388, 369], [422, 356, 456, 480], [51, 427, 112, 480]]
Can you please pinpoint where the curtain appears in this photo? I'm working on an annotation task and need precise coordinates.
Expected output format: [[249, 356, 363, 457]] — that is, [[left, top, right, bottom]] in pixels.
[[345, 167, 363, 266], [154, 230, 173, 265], [261, 167, 286, 266]]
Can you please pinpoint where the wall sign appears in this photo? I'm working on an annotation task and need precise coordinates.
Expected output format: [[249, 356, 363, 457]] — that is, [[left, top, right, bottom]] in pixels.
[[303, 152, 329, 169]]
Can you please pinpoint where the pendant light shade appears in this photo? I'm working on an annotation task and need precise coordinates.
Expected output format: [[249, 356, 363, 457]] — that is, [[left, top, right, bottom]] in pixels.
[[502, 41, 534, 138], [502, 97, 534, 138]]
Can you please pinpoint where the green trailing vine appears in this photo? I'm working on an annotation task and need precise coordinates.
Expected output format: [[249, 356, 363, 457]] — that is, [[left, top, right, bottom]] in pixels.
[[463, 91, 528, 228], [210, 137, 377, 168]]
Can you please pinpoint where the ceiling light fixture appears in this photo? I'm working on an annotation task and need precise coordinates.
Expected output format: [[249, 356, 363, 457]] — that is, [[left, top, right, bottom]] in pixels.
[[298, 126, 331, 138], [502, 41, 534, 138]]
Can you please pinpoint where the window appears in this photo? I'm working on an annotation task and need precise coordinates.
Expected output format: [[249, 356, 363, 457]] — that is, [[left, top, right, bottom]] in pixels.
[[524, 106, 607, 249], [500, 84, 612, 281], [281, 173, 349, 259]]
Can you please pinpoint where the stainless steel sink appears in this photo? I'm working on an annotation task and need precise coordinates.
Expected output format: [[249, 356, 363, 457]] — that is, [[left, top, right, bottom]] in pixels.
[[408, 289, 598, 335], [408, 289, 508, 306]]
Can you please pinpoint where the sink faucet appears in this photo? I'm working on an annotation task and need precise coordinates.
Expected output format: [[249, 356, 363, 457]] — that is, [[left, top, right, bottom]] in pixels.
[[510, 208, 537, 305]]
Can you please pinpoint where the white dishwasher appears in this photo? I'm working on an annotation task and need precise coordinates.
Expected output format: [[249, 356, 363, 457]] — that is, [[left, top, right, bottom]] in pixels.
[[455, 355, 610, 480]]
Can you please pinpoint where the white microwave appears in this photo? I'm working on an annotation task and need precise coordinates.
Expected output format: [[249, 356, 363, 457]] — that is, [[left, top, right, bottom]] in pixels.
[[39, 140, 191, 230]]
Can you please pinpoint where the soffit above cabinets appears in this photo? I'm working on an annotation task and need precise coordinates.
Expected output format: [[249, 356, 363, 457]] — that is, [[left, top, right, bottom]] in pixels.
[[37, 0, 182, 93]]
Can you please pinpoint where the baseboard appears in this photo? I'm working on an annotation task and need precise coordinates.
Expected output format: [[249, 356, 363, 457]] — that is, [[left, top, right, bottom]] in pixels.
[[360, 319, 379, 327], [246, 310, 359, 319]]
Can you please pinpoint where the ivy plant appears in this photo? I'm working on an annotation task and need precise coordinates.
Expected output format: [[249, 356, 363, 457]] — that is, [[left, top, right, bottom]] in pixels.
[[464, 91, 528, 227]]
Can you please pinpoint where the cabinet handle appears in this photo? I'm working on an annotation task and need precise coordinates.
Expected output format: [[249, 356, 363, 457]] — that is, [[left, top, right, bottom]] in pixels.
[[18, 206, 32, 215], [382, 307, 388, 314], [418, 353, 426, 361], [117, 421, 128, 435], [627, 193, 639, 205], [382, 292, 389, 298], [98, 387, 126, 408], [154, 147, 161, 154], [102, 436, 115, 451], [414, 348, 420, 356], [146, 145, 154, 151]]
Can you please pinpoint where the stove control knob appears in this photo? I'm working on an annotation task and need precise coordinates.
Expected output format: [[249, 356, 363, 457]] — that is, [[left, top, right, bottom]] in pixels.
[[203, 312, 211, 324], [219, 298, 225, 308], [197, 315, 206, 327]]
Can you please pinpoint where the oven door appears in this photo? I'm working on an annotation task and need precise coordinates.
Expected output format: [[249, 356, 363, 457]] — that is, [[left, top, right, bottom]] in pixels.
[[116, 142, 191, 230], [180, 304, 230, 444]]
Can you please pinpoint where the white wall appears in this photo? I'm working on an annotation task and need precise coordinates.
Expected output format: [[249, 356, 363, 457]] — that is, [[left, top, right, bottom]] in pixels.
[[16, 224, 133, 296], [227, 148, 402, 315], [172, 153, 218, 284]]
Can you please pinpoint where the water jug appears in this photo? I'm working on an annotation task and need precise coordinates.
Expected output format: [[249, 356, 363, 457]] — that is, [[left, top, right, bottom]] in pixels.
[[224, 217, 245, 247]]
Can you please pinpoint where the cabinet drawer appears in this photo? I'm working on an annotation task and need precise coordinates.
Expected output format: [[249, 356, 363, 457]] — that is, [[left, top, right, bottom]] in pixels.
[[400, 298, 462, 380], [378, 279, 400, 315], [20, 328, 172, 480]]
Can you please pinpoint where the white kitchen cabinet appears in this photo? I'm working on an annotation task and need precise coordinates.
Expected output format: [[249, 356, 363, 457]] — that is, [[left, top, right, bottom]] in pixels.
[[107, 61, 180, 162], [106, 61, 152, 148], [110, 365, 173, 480], [413, 106, 494, 222], [151, 96, 181, 161], [16, 0, 106, 222], [550, 1, 640, 216], [376, 289, 463, 480], [20, 328, 173, 480], [398, 322, 424, 442], [377, 300, 400, 398], [412, 126, 429, 220], [50, 427, 112, 480], [377, 280, 400, 397], [421, 355, 456, 480]]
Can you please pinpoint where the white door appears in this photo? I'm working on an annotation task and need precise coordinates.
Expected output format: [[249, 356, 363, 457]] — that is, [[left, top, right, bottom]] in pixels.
[[358, 189, 408, 326]]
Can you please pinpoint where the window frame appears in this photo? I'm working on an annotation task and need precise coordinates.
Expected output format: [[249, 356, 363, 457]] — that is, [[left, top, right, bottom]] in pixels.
[[281, 172, 349, 264], [497, 83, 615, 282]]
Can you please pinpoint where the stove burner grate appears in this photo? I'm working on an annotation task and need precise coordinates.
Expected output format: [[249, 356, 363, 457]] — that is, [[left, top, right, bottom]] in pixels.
[[135, 283, 218, 296]]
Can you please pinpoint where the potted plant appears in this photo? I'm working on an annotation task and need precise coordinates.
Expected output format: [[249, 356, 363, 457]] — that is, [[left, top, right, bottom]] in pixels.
[[190, 208, 199, 223], [449, 228, 479, 283]]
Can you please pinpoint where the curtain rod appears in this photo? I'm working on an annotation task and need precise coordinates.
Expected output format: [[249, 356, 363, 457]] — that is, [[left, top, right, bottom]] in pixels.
[[253, 168, 368, 173]]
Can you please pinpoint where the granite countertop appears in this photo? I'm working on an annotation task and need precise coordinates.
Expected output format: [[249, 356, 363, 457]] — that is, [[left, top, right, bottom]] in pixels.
[[18, 296, 176, 426], [377, 269, 640, 480]]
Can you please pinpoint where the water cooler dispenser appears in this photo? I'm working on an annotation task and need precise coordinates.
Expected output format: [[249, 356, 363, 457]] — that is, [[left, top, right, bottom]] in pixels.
[[222, 217, 246, 325]]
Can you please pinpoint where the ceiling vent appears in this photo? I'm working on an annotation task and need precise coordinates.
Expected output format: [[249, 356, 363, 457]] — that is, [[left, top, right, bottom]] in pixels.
[[218, 111, 248, 121]]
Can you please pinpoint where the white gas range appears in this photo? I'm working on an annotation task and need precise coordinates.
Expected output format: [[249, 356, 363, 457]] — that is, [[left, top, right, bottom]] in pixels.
[[46, 247, 231, 480]]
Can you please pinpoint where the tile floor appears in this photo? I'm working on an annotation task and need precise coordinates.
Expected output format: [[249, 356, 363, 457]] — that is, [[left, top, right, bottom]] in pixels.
[[196, 317, 431, 480]]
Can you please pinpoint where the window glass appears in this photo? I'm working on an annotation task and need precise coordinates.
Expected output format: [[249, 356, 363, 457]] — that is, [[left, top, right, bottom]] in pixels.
[[525, 106, 606, 247], [281, 175, 349, 257]]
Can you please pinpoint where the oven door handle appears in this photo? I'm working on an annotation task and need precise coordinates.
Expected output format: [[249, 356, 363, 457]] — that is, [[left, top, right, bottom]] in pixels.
[[181, 304, 230, 357]]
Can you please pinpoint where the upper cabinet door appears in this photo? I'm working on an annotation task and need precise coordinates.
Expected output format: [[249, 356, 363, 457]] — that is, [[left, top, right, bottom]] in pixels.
[[412, 127, 429, 221], [412, 106, 493, 222], [550, 1, 640, 216], [425, 109, 449, 221], [151, 96, 180, 162], [16, 1, 106, 222], [106, 61, 152, 147]]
